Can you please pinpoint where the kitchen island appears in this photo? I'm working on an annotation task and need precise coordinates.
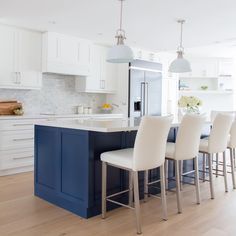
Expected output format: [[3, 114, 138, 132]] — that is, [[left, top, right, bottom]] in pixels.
[[34, 117, 209, 218]]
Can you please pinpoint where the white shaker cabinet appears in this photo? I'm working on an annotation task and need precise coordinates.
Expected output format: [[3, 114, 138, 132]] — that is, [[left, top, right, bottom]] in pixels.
[[75, 45, 117, 93], [42, 32, 92, 76], [0, 24, 42, 89], [0, 25, 16, 87]]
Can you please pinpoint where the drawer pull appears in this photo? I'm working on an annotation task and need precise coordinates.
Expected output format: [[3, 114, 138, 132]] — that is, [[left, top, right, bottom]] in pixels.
[[13, 155, 33, 160], [13, 138, 34, 141], [13, 123, 34, 126]]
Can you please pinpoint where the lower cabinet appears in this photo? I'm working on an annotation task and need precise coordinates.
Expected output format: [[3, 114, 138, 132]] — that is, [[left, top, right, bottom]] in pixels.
[[0, 119, 37, 176]]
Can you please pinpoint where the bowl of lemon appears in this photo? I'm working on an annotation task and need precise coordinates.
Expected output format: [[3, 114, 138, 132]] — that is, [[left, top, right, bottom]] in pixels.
[[101, 103, 113, 113]]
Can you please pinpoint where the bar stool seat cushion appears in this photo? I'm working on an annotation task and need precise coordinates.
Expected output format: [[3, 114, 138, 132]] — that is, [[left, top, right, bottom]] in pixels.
[[199, 139, 208, 153], [101, 148, 133, 170], [165, 142, 175, 159]]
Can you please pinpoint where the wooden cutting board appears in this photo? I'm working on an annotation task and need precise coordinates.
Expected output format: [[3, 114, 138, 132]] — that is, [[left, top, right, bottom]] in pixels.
[[0, 101, 22, 115]]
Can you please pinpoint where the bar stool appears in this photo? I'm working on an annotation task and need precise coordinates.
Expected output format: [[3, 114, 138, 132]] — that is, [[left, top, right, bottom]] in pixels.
[[228, 119, 236, 189], [100, 115, 172, 234], [165, 114, 206, 213], [202, 111, 235, 181], [199, 113, 234, 199]]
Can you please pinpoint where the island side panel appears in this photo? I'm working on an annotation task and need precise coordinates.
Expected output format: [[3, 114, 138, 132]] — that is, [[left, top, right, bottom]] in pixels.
[[35, 125, 91, 218]]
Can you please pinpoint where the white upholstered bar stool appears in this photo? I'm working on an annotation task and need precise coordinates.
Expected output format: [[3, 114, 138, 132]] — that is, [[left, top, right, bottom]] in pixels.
[[100, 116, 172, 234], [165, 114, 206, 214], [199, 113, 234, 199], [227, 119, 236, 189], [202, 111, 235, 180], [209, 111, 236, 188]]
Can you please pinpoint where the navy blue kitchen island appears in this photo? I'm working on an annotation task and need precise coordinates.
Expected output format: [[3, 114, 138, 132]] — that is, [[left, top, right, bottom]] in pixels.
[[34, 118, 204, 218]]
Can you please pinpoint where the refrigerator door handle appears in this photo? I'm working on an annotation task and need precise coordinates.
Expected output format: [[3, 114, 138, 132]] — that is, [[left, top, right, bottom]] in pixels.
[[140, 82, 145, 117], [145, 82, 149, 115]]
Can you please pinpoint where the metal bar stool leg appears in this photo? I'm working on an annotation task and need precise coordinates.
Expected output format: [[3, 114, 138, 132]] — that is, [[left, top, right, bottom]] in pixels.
[[230, 148, 236, 189], [144, 170, 148, 202], [133, 171, 142, 234], [216, 153, 219, 177], [208, 154, 215, 199], [203, 153, 206, 182], [223, 151, 228, 192], [165, 160, 169, 192], [160, 165, 168, 220], [234, 148, 236, 170], [129, 171, 133, 206], [175, 160, 182, 213], [194, 156, 201, 204], [179, 160, 183, 191], [102, 162, 107, 219]]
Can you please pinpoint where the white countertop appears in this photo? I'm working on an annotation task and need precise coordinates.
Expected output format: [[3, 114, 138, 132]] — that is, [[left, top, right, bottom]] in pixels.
[[0, 113, 124, 120], [35, 116, 190, 133]]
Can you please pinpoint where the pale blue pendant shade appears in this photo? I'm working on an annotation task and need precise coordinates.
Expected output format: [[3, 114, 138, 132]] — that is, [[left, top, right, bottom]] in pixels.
[[107, 44, 134, 63], [169, 51, 191, 73]]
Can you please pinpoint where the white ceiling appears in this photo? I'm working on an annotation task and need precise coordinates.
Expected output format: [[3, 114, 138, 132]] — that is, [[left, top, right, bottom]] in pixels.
[[1, 0, 236, 55]]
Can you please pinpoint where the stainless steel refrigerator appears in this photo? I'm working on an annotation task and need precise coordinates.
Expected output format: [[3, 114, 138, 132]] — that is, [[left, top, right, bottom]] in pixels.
[[128, 60, 162, 117]]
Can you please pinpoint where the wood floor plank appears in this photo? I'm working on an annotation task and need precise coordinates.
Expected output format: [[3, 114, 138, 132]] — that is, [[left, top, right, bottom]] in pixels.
[[0, 172, 236, 235]]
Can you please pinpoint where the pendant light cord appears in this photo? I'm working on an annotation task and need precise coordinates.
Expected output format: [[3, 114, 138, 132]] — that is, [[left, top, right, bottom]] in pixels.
[[180, 21, 183, 49], [177, 19, 185, 52], [119, 0, 123, 31]]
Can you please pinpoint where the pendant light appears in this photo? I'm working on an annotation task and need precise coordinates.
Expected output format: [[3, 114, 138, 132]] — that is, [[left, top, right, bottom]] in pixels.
[[169, 19, 191, 73], [107, 0, 134, 63]]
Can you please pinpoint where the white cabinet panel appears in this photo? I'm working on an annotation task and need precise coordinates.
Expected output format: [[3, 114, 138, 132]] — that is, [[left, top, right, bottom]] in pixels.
[[0, 130, 34, 151], [42, 32, 92, 76], [0, 25, 18, 87], [0, 24, 42, 89], [0, 148, 34, 170], [181, 58, 218, 78], [75, 45, 117, 93]]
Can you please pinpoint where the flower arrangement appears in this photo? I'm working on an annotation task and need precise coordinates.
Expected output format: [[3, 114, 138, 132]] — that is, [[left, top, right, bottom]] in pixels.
[[178, 96, 202, 114], [101, 103, 113, 113]]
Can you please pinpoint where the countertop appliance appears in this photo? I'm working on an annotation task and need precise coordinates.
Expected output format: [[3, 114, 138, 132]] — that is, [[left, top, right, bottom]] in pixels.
[[128, 60, 162, 117]]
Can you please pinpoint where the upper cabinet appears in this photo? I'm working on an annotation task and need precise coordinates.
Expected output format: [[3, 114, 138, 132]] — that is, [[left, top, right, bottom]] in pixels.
[[0, 24, 42, 89], [42, 32, 92, 76], [75, 45, 117, 93], [179, 58, 219, 78]]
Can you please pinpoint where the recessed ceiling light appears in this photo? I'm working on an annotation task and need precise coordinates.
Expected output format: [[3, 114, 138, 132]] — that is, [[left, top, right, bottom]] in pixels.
[[97, 33, 103, 36]]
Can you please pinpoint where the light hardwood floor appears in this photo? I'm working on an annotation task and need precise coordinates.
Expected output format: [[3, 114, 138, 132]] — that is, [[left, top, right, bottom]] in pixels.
[[0, 172, 236, 236]]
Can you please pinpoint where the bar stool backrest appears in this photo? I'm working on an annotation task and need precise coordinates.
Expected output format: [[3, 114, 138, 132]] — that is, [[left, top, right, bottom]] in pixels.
[[133, 115, 173, 171], [211, 110, 236, 123], [175, 114, 206, 160], [208, 113, 234, 153], [211, 111, 236, 149]]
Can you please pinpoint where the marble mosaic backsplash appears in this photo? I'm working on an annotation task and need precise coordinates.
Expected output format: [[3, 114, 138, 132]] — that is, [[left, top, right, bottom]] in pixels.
[[0, 74, 106, 115]]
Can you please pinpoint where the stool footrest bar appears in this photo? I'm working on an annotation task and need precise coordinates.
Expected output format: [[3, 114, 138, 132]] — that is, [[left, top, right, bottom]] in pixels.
[[106, 199, 134, 210]]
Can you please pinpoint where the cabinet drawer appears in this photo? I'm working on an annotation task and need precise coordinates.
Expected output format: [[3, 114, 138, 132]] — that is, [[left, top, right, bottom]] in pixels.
[[0, 148, 34, 170], [0, 119, 46, 131], [0, 130, 34, 150]]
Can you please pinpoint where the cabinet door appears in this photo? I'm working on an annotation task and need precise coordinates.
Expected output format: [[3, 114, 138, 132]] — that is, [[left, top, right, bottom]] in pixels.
[[104, 61, 117, 92], [85, 45, 102, 91], [100, 46, 117, 92], [0, 25, 17, 87], [60, 35, 78, 66], [46, 32, 60, 62], [76, 39, 91, 75], [18, 30, 42, 88]]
